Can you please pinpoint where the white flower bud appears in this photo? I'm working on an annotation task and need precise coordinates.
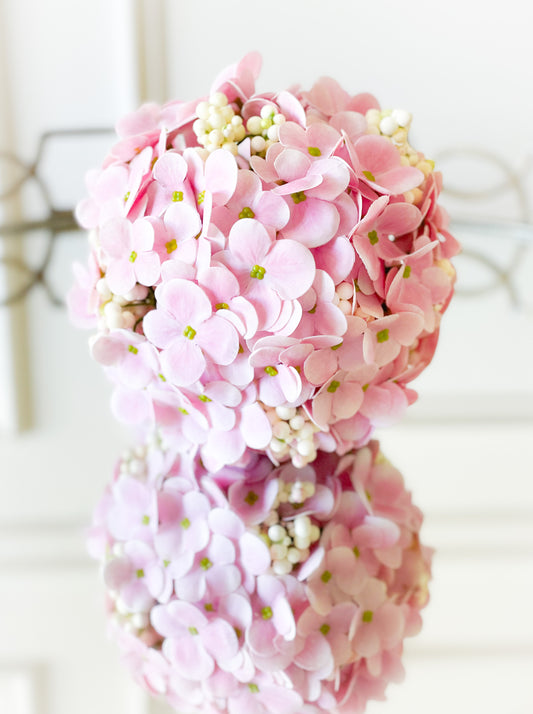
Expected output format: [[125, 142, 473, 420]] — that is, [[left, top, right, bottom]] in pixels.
[[276, 406, 296, 421], [287, 547, 301, 564], [273, 558, 292, 575], [196, 101, 210, 120], [379, 116, 399, 136], [209, 92, 228, 107], [268, 524, 286, 542]]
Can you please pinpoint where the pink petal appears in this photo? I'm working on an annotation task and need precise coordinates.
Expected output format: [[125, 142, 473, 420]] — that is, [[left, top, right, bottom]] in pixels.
[[161, 338, 206, 386], [164, 202, 202, 241], [157, 279, 213, 326], [142, 308, 180, 349], [100, 218, 131, 258], [164, 634, 214, 680], [134, 250, 160, 286], [239, 532, 271, 575], [203, 619, 239, 661], [111, 386, 153, 424], [274, 148, 311, 183], [153, 151, 188, 187], [228, 217, 271, 265], [106, 259, 136, 296], [240, 402, 272, 449], [205, 149, 238, 204], [206, 563, 241, 596], [265, 239, 315, 299], [281, 198, 340, 248], [294, 633, 334, 674], [195, 315, 239, 365]]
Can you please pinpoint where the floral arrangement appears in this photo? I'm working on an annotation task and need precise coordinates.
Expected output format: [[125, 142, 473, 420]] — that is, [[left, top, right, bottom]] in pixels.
[[71, 52, 459, 713], [89, 440, 431, 714]]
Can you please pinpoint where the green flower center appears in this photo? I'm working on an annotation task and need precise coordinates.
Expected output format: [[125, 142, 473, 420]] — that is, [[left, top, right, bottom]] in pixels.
[[291, 191, 307, 204], [197, 190, 205, 204], [368, 230, 379, 245], [200, 557, 212, 570], [376, 328, 389, 343], [215, 302, 229, 310], [136, 568, 145, 579], [327, 380, 340, 393], [248, 684, 260, 694], [188, 626, 199, 635], [183, 325, 197, 340], [264, 366, 278, 376], [250, 264, 266, 279], [128, 344, 138, 354], [172, 190, 183, 202], [166, 238, 177, 254], [308, 146, 321, 157], [181, 518, 191, 529], [141, 515, 150, 525], [261, 606, 273, 620], [363, 170, 376, 182], [362, 610, 373, 623], [244, 490, 259, 506], [198, 394, 212, 403], [321, 570, 332, 583], [129, 251, 138, 263], [319, 623, 330, 635], [239, 206, 255, 219], [403, 265, 412, 278]]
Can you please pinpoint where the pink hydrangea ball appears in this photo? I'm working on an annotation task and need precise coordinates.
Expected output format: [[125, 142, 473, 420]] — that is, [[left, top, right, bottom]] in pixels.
[[71, 53, 459, 472], [88, 440, 432, 714]]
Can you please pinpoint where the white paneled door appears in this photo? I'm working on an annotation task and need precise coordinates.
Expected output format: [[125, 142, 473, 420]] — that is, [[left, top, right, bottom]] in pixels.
[[1, 2, 532, 714]]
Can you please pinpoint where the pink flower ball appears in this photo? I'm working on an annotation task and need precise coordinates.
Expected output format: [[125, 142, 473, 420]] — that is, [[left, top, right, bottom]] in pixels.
[[71, 53, 459, 472], [89, 439, 432, 714]]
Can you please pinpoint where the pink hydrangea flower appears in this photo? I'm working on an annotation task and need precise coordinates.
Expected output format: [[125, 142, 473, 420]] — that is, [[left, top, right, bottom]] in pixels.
[[143, 278, 240, 386], [100, 216, 160, 295]]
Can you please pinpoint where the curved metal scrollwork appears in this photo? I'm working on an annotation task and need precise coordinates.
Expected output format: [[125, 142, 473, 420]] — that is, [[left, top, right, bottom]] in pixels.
[[436, 147, 533, 308], [0, 128, 112, 307]]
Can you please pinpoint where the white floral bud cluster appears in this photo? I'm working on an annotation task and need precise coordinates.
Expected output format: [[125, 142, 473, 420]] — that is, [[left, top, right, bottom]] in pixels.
[[266, 406, 321, 468], [366, 107, 412, 142], [193, 92, 246, 156], [97, 279, 151, 331], [334, 280, 355, 315], [108, 571, 152, 636], [119, 444, 149, 479], [245, 103, 286, 156], [261, 480, 321, 575], [192, 93, 288, 158]]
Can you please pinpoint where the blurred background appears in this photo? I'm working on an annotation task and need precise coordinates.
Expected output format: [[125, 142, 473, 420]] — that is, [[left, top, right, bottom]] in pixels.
[[1, 1, 532, 712]]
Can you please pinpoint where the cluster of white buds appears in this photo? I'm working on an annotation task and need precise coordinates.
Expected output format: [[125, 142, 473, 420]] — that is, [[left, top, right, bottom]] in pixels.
[[260, 480, 322, 575], [366, 107, 412, 142], [118, 443, 149, 479], [97, 280, 150, 331], [193, 92, 247, 155], [334, 280, 356, 315], [266, 405, 321, 467], [109, 562, 151, 632], [245, 103, 286, 156]]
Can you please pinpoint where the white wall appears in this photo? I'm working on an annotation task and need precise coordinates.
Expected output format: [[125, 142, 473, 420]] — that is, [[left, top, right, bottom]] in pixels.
[[0, 1, 532, 713]]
